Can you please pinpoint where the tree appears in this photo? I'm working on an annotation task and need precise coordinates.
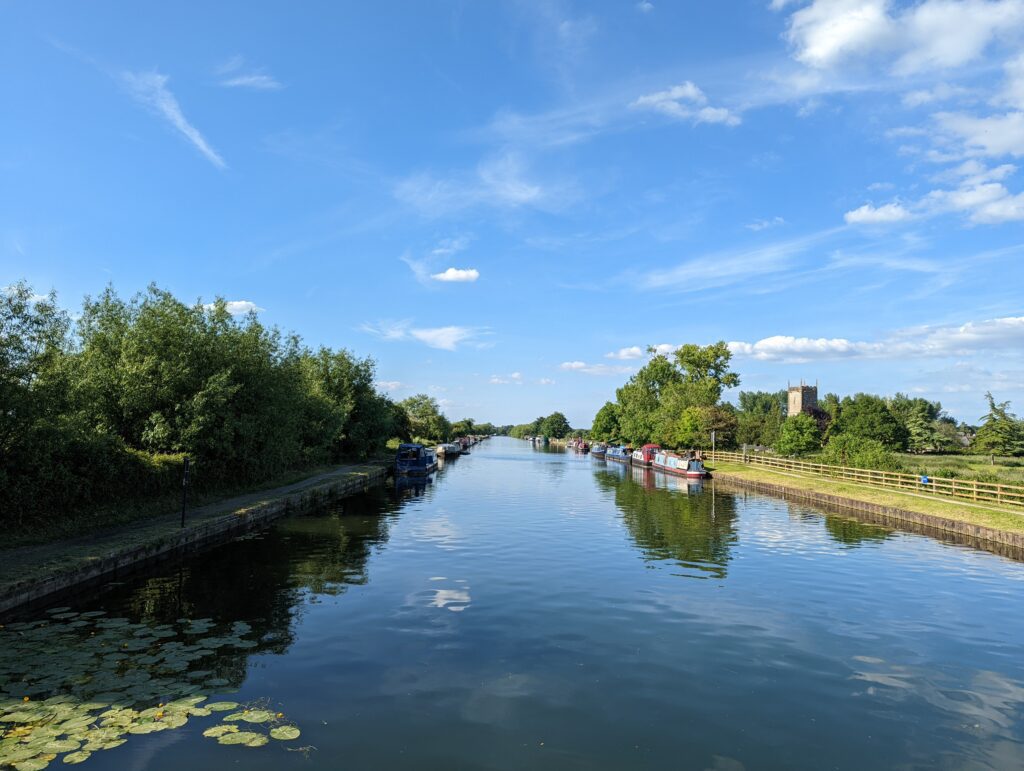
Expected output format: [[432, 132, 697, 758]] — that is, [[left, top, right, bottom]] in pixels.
[[777, 413, 822, 456], [973, 393, 1024, 456], [540, 411, 571, 439], [831, 393, 907, 450], [399, 394, 451, 442], [821, 434, 902, 471], [665, 404, 738, 449], [591, 401, 621, 441], [616, 354, 681, 444], [736, 390, 786, 447]]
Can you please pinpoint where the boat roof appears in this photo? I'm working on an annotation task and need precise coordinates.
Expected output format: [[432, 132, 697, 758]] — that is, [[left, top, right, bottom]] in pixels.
[[641, 443, 661, 449], [398, 443, 424, 450]]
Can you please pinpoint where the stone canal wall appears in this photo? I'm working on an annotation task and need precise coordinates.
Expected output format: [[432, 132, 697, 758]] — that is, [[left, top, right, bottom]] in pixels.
[[712, 471, 1024, 555], [0, 464, 389, 617]]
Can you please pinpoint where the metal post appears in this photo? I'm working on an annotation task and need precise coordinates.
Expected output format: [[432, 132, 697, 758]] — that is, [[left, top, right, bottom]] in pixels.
[[711, 430, 716, 463], [181, 457, 190, 528]]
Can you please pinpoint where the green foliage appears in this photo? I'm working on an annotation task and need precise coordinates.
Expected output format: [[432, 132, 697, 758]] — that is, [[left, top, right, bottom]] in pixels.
[[972, 392, 1024, 456], [777, 413, 822, 456], [735, 390, 786, 447], [540, 411, 571, 439], [590, 401, 621, 441], [1, 282, 409, 528], [609, 342, 739, 447], [831, 393, 908, 450], [399, 394, 452, 443], [821, 434, 903, 471]]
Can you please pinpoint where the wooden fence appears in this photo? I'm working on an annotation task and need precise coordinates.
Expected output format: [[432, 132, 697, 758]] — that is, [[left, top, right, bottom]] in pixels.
[[710, 450, 1024, 510]]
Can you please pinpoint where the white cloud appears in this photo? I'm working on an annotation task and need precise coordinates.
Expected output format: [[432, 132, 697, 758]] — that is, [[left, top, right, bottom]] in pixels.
[[902, 82, 971, 107], [844, 201, 913, 223], [746, 216, 787, 231], [605, 346, 645, 360], [216, 56, 282, 90], [637, 1, 654, 11], [122, 71, 225, 168], [559, 361, 634, 376], [786, 0, 896, 69], [934, 110, 1024, 157], [203, 300, 264, 316], [999, 53, 1024, 109], [431, 267, 480, 282], [489, 371, 523, 385], [783, 0, 1024, 74], [630, 81, 741, 126], [376, 380, 403, 392], [538, 377, 556, 385], [431, 236, 470, 257], [360, 320, 486, 351], [729, 314, 1024, 362]]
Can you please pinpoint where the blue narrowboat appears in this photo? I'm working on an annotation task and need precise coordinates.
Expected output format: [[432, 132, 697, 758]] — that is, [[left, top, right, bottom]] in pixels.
[[606, 445, 632, 464], [590, 444, 607, 459], [395, 443, 438, 476], [652, 451, 709, 479]]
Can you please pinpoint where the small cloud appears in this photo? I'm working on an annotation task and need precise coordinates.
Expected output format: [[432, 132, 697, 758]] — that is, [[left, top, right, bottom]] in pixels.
[[636, 1, 654, 12], [605, 346, 645, 360], [376, 380, 403, 392], [489, 371, 523, 385], [538, 378, 555, 385], [631, 81, 740, 126], [844, 202, 913, 224], [431, 267, 480, 283], [867, 181, 894, 191], [216, 56, 282, 90], [204, 300, 264, 316], [431, 236, 470, 257], [560, 361, 634, 376], [122, 71, 225, 169], [746, 216, 786, 231]]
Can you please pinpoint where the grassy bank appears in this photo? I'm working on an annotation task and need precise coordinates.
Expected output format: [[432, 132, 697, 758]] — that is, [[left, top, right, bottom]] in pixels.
[[710, 460, 1024, 536]]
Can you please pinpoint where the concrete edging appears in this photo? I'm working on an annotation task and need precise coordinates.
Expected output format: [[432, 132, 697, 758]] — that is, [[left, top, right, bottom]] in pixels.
[[0, 466, 388, 617], [712, 471, 1024, 553]]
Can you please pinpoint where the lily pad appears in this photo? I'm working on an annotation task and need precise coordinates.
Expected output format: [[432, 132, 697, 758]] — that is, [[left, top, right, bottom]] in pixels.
[[13, 758, 51, 771], [62, 751, 91, 765], [238, 709, 275, 723], [217, 731, 268, 747], [205, 701, 239, 712], [202, 725, 238, 738], [269, 725, 301, 740]]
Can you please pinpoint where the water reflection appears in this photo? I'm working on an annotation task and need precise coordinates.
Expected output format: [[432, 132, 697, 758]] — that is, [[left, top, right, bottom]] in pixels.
[[594, 465, 738, 579]]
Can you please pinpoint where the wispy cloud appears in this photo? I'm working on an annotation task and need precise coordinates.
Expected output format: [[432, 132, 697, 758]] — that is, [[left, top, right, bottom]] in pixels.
[[605, 346, 645, 360], [489, 371, 523, 384], [376, 380, 404, 392], [360, 320, 487, 351], [216, 55, 282, 90], [122, 71, 225, 168], [746, 216, 787, 231], [631, 81, 741, 126], [559, 361, 635, 376], [844, 202, 913, 224]]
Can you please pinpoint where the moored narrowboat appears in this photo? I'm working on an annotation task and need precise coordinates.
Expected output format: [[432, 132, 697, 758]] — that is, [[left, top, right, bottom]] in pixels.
[[606, 445, 632, 464], [630, 443, 661, 467], [652, 451, 709, 478], [395, 443, 438, 476], [591, 444, 607, 459], [437, 442, 462, 458]]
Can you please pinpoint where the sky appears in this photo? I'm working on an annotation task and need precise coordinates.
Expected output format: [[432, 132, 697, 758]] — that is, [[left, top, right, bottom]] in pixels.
[[2, 0, 1023, 428]]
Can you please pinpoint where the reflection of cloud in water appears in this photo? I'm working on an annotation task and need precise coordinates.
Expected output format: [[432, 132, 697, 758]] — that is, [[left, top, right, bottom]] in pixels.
[[411, 515, 463, 550], [850, 656, 1024, 765], [703, 756, 746, 771], [431, 588, 471, 612]]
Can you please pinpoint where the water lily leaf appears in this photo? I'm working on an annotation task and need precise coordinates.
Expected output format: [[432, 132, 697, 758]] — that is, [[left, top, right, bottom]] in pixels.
[[13, 757, 51, 771], [206, 702, 239, 712], [217, 731, 268, 747], [41, 740, 80, 754], [269, 726, 301, 741], [188, 707, 211, 717], [222, 712, 246, 722], [202, 725, 238, 738], [239, 710, 275, 723], [62, 751, 91, 765]]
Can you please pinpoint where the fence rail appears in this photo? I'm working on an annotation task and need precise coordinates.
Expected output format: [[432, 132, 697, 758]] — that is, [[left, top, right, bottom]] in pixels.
[[710, 450, 1024, 509]]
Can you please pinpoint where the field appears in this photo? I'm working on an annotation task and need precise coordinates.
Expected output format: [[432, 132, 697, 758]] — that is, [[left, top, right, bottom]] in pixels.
[[895, 454, 1024, 485]]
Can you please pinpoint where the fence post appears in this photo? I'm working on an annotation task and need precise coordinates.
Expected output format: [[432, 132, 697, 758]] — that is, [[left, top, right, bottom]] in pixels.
[[181, 457, 191, 528], [973, 479, 978, 502]]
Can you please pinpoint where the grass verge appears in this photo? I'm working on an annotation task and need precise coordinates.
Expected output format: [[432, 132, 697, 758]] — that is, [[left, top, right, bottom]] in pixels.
[[709, 461, 1024, 536]]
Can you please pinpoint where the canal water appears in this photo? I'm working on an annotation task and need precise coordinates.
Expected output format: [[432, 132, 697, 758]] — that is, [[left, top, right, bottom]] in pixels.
[[3, 438, 1024, 770]]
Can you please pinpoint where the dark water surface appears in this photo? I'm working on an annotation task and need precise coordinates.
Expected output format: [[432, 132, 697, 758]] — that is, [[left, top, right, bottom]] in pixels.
[[4, 438, 1024, 770]]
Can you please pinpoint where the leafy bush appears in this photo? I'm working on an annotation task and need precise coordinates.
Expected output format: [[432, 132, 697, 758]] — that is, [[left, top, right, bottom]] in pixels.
[[821, 434, 903, 472]]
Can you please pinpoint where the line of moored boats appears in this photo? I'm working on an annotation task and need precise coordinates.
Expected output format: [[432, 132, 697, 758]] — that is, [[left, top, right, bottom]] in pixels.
[[395, 435, 488, 475], [523, 436, 709, 479]]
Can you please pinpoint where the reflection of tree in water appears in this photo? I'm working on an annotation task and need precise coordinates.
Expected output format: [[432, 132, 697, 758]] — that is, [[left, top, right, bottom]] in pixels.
[[594, 471, 739, 578], [823, 515, 892, 548]]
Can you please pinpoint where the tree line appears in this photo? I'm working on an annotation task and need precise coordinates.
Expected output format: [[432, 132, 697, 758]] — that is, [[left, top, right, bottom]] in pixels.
[[508, 412, 574, 439], [0, 282, 500, 529], [586, 341, 1024, 470]]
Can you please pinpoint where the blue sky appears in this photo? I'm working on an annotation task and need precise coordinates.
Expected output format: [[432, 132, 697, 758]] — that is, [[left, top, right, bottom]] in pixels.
[[3, 0, 1023, 427]]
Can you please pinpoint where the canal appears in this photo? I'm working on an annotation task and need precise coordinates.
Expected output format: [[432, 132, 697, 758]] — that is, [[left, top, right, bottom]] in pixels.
[[3, 437, 1024, 770]]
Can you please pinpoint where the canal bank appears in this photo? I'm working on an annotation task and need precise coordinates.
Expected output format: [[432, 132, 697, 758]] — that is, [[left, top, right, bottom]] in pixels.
[[710, 461, 1024, 552], [0, 462, 388, 617]]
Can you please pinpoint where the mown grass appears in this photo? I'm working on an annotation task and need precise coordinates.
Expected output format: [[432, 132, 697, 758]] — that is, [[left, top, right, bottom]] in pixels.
[[710, 461, 1024, 536]]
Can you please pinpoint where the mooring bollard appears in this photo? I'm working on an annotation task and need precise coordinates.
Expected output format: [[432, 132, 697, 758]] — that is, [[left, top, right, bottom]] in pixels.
[[181, 457, 191, 528]]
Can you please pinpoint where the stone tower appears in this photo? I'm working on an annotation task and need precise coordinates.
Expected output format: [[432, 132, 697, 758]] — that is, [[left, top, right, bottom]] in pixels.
[[787, 381, 818, 416]]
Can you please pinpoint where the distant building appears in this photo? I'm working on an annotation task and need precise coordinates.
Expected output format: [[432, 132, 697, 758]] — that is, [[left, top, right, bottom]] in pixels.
[[787, 381, 818, 417]]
